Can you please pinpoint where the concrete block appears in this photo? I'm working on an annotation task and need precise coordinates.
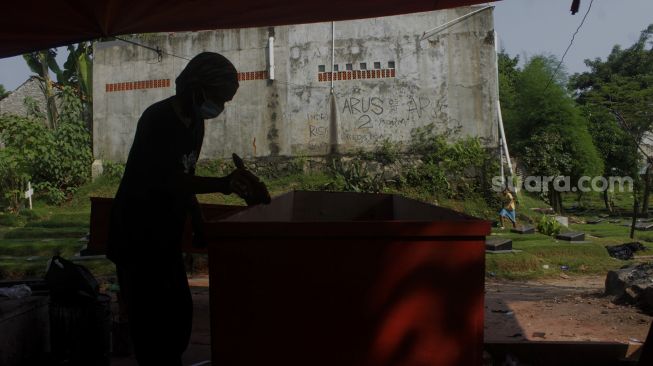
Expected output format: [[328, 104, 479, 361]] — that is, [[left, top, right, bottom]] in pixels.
[[556, 232, 585, 242], [485, 238, 512, 251], [91, 160, 103, 181], [635, 222, 653, 231], [511, 225, 535, 234]]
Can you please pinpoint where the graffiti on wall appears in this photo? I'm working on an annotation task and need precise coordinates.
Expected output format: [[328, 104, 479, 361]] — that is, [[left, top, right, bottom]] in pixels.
[[305, 88, 454, 149]]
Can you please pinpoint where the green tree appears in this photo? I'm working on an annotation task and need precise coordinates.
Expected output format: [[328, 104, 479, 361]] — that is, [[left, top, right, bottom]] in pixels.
[[583, 107, 639, 212], [507, 55, 603, 212], [63, 42, 93, 131], [497, 51, 520, 144], [570, 24, 653, 236], [22, 43, 93, 131], [23, 49, 61, 129]]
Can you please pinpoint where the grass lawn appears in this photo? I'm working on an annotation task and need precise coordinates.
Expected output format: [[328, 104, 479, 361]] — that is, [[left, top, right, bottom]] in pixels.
[[485, 188, 653, 280], [486, 228, 641, 280], [1, 173, 651, 282]]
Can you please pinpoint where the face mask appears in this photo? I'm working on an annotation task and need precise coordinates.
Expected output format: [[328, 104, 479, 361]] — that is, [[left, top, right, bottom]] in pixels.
[[199, 99, 223, 119], [194, 90, 224, 119]]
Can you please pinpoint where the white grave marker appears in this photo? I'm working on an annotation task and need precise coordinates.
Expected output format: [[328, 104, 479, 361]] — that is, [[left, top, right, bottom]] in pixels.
[[24, 181, 33, 210]]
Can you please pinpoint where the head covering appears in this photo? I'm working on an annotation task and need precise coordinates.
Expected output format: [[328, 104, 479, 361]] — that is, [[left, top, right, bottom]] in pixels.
[[175, 52, 239, 95]]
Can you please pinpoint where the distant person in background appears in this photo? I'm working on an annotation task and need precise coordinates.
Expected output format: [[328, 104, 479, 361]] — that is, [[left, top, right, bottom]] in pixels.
[[498, 187, 517, 229], [107, 52, 270, 366]]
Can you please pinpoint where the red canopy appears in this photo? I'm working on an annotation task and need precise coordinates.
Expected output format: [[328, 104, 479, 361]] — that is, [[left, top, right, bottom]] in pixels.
[[2, 0, 494, 58]]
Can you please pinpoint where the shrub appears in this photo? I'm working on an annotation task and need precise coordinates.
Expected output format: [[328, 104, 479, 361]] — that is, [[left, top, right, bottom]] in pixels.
[[103, 161, 125, 181], [537, 215, 562, 236], [403, 123, 499, 203], [329, 158, 386, 193], [373, 138, 402, 165], [0, 148, 30, 212], [0, 86, 92, 206]]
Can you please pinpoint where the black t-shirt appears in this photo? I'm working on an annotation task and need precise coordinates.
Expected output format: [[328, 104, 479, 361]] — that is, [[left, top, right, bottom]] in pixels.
[[107, 97, 204, 266]]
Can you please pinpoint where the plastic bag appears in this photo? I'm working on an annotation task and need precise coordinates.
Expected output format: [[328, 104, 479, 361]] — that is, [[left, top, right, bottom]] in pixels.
[[45, 255, 99, 304]]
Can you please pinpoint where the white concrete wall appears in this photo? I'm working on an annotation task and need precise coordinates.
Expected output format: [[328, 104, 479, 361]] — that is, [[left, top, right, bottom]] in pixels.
[[93, 6, 498, 162]]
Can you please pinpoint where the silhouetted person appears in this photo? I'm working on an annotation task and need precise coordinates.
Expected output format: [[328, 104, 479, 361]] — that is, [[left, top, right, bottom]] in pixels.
[[107, 52, 270, 366]]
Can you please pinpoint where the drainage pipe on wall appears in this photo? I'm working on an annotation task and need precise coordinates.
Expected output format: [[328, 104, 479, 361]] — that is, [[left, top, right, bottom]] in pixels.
[[329, 21, 339, 154], [268, 36, 275, 80], [420, 5, 493, 40], [331, 21, 335, 93]]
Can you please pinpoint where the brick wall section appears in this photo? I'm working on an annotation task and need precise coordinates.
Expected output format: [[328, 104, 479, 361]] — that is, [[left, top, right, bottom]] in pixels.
[[237, 70, 268, 81], [0, 77, 48, 117], [104, 71, 268, 93], [105, 79, 170, 93], [318, 68, 395, 82]]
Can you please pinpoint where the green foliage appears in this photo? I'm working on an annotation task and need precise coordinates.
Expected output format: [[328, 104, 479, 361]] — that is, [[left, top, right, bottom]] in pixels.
[[329, 158, 386, 193], [49, 87, 93, 189], [0, 148, 30, 212], [570, 24, 653, 184], [537, 215, 562, 236], [33, 182, 68, 206], [102, 161, 125, 181], [286, 156, 307, 174], [23, 49, 62, 81], [0, 212, 23, 226], [23, 96, 45, 119], [64, 42, 93, 100], [498, 51, 520, 142], [404, 162, 450, 196], [404, 124, 499, 203], [521, 129, 572, 177], [0, 208, 38, 226], [503, 54, 604, 182], [373, 138, 402, 164], [0, 86, 92, 206], [408, 123, 449, 157], [63, 42, 93, 129]]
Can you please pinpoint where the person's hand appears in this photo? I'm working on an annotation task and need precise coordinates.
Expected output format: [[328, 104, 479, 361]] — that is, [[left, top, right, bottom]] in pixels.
[[228, 154, 271, 206]]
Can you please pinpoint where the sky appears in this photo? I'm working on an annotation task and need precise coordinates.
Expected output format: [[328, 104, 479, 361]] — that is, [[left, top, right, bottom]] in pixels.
[[0, 0, 652, 91], [493, 0, 653, 74]]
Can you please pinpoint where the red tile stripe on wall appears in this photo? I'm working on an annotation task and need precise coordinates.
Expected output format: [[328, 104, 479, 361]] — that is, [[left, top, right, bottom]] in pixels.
[[106, 79, 171, 93], [317, 69, 396, 82], [106, 71, 268, 93], [237, 70, 269, 81]]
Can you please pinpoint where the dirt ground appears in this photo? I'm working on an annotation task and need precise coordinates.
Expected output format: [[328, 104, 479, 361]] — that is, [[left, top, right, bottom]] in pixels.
[[109, 275, 652, 365], [485, 275, 652, 344]]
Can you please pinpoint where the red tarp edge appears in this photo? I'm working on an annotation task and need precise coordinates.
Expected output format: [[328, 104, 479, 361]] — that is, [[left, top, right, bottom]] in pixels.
[[1, 0, 496, 58]]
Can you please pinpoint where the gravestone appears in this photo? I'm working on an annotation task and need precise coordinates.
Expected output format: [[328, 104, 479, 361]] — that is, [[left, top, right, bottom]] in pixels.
[[485, 238, 513, 252], [635, 222, 653, 231], [556, 232, 585, 242], [587, 218, 604, 225], [511, 225, 535, 234], [555, 216, 569, 227]]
